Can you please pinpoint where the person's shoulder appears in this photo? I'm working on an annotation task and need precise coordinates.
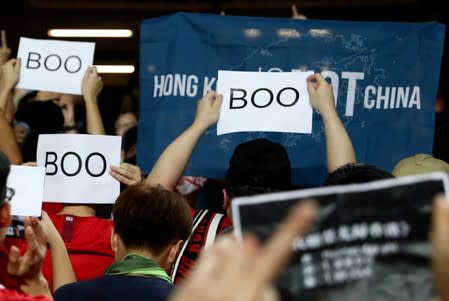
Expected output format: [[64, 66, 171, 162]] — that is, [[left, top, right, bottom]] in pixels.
[[54, 277, 106, 301]]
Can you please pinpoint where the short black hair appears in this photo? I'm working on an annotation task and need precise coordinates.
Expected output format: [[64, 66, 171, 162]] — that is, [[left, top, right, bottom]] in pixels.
[[324, 163, 394, 186], [112, 183, 192, 255], [0, 151, 11, 206], [226, 138, 291, 192]]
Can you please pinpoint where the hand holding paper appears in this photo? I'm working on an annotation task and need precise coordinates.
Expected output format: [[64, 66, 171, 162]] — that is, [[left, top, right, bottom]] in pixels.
[[216, 70, 313, 135], [192, 91, 223, 132]]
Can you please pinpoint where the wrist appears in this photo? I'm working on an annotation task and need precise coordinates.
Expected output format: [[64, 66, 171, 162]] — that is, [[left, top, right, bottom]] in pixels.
[[190, 121, 209, 134], [21, 274, 52, 297]]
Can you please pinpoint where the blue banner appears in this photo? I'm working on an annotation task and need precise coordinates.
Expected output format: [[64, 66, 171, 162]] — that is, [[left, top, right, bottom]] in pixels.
[[139, 12, 445, 186]]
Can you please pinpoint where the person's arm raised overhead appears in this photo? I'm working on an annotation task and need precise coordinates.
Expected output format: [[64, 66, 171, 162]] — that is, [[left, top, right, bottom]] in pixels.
[[307, 73, 356, 173], [0, 93, 22, 164], [146, 91, 222, 190], [82, 66, 104, 135], [0, 30, 11, 66], [0, 58, 20, 122]]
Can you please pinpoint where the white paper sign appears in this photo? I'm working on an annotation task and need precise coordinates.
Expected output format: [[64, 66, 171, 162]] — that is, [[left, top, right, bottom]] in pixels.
[[16, 37, 95, 95], [216, 70, 314, 135], [36, 134, 121, 204], [7, 165, 46, 216]]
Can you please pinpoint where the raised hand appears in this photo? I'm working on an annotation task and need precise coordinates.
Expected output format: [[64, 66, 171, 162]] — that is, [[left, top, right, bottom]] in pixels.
[[109, 162, 143, 186], [192, 91, 223, 132], [0, 58, 21, 91], [7, 216, 51, 297], [0, 30, 11, 65], [306, 73, 336, 116], [82, 65, 103, 101]]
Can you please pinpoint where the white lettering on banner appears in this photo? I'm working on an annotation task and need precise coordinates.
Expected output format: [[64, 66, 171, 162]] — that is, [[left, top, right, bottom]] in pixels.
[[151, 69, 423, 117], [153, 74, 199, 97], [292, 220, 410, 251], [364, 86, 421, 110], [300, 242, 399, 289]]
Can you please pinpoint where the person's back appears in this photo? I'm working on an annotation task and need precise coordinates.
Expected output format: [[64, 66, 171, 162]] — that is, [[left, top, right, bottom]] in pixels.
[[43, 213, 114, 289], [53, 273, 172, 301], [54, 183, 193, 301]]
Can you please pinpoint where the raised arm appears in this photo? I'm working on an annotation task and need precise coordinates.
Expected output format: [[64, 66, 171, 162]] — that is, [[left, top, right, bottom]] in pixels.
[[146, 91, 222, 189], [41, 211, 76, 291], [307, 73, 356, 173], [82, 66, 104, 135], [0, 58, 20, 122], [0, 30, 11, 66], [0, 73, 22, 164]]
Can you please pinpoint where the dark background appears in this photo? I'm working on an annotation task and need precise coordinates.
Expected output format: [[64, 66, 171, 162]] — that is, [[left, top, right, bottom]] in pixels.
[[1, 0, 447, 160]]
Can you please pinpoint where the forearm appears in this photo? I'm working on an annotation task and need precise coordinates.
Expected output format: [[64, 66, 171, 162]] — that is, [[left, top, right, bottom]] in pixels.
[[4, 92, 15, 122], [85, 97, 105, 135], [321, 110, 356, 173], [0, 107, 22, 164], [48, 235, 76, 291], [146, 122, 207, 189], [21, 275, 53, 300], [0, 88, 9, 111]]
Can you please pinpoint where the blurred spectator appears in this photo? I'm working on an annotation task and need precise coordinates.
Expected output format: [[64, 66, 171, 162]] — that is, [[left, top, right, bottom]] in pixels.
[[114, 111, 137, 136]]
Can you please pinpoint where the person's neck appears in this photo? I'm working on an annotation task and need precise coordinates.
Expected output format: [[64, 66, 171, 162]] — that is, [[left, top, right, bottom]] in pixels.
[[123, 248, 160, 263], [58, 205, 96, 217]]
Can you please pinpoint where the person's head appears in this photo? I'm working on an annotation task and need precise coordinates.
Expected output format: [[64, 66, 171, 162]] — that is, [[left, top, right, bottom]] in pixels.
[[115, 112, 138, 136], [15, 95, 64, 132], [0, 151, 12, 244], [15, 100, 65, 162], [224, 138, 292, 219], [111, 183, 192, 272], [324, 163, 394, 186], [121, 125, 138, 164], [13, 120, 31, 146], [392, 154, 449, 177]]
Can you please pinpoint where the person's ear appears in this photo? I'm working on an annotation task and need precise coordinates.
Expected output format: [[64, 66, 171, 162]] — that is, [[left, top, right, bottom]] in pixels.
[[222, 188, 230, 211], [168, 240, 184, 267], [110, 228, 119, 253], [0, 203, 12, 227], [222, 189, 232, 219]]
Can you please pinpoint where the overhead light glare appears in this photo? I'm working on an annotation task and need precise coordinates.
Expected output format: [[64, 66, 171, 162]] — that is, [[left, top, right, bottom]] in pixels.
[[95, 65, 135, 74], [48, 29, 133, 38]]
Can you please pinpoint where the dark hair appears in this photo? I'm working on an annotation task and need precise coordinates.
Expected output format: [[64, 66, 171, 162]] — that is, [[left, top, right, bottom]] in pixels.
[[324, 163, 394, 186], [0, 151, 11, 206], [112, 183, 192, 255], [226, 138, 291, 192], [15, 100, 64, 132]]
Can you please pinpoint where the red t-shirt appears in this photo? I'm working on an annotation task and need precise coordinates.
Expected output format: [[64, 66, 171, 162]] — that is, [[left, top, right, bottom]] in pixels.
[[0, 288, 52, 301], [2, 215, 114, 291], [0, 247, 51, 300], [42, 214, 115, 290], [0, 245, 21, 291], [171, 209, 232, 284]]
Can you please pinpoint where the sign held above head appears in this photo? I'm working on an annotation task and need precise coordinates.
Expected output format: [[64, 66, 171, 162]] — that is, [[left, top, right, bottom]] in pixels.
[[16, 37, 95, 95]]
